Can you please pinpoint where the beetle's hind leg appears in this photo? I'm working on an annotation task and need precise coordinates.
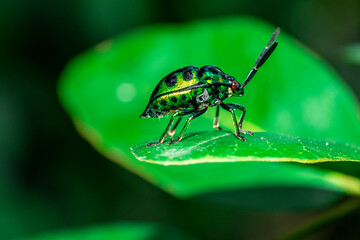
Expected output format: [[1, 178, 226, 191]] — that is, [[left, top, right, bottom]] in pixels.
[[168, 117, 182, 137], [168, 107, 208, 145], [146, 113, 177, 147], [213, 105, 222, 131], [146, 109, 195, 147]]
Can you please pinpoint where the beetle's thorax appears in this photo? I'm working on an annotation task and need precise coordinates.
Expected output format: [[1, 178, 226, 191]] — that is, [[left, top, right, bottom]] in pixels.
[[197, 66, 232, 104]]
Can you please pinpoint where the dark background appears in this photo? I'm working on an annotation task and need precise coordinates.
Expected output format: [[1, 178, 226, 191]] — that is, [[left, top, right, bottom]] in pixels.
[[0, 0, 359, 239]]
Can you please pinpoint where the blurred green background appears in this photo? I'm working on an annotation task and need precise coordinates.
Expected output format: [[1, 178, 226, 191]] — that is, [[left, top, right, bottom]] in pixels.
[[0, 0, 359, 239]]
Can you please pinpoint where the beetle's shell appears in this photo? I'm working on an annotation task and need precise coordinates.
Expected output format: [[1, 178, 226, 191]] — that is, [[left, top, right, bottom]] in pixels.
[[141, 65, 232, 118], [141, 66, 201, 118], [150, 66, 200, 100]]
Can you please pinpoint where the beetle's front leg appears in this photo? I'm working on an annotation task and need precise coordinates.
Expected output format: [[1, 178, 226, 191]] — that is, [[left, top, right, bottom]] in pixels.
[[213, 104, 222, 131], [226, 103, 253, 136], [220, 103, 253, 141]]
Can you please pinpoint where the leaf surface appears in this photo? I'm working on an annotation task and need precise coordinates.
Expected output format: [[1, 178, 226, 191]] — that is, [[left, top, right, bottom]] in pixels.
[[130, 131, 360, 208], [59, 16, 360, 209], [132, 131, 359, 165]]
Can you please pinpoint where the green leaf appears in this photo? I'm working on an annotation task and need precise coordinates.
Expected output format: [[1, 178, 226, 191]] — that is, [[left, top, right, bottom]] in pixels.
[[131, 131, 360, 208], [20, 222, 197, 240], [59, 16, 360, 210], [132, 132, 359, 165]]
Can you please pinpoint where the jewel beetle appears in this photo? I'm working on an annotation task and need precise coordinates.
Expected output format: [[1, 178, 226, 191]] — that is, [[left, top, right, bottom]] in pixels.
[[141, 28, 280, 147]]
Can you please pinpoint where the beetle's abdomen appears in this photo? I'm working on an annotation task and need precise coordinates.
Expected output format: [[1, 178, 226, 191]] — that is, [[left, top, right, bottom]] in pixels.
[[140, 90, 194, 118], [149, 66, 200, 101], [141, 66, 201, 118]]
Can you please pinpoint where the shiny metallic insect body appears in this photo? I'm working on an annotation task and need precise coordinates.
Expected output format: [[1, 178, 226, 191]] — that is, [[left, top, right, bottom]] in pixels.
[[141, 28, 280, 147]]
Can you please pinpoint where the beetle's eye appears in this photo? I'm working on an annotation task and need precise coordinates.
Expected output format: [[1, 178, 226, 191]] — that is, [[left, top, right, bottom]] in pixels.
[[231, 80, 239, 90]]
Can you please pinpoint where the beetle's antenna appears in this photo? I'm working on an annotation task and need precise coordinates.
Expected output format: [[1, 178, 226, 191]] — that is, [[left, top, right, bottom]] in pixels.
[[241, 27, 280, 88]]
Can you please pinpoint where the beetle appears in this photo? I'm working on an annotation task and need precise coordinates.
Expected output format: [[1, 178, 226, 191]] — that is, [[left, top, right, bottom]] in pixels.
[[141, 28, 280, 147]]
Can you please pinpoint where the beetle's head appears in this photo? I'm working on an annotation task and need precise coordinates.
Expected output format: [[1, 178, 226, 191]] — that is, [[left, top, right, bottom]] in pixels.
[[228, 76, 244, 97]]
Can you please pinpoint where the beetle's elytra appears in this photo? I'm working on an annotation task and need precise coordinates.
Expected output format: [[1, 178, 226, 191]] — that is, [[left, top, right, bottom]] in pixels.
[[141, 28, 280, 147]]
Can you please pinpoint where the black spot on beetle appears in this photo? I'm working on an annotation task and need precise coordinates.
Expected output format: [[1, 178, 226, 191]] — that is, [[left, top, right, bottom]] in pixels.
[[171, 97, 177, 103], [165, 74, 177, 87], [161, 100, 167, 106], [209, 67, 219, 75], [221, 73, 229, 79], [173, 67, 188, 73], [153, 104, 159, 109], [181, 94, 187, 101], [204, 76, 212, 81], [198, 66, 209, 78], [198, 71, 203, 78], [183, 70, 193, 81]]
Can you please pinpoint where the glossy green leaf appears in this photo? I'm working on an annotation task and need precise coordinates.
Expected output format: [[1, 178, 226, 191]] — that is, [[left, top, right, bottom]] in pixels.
[[132, 132, 359, 165], [21, 222, 197, 240], [59, 16, 360, 210], [131, 131, 360, 208]]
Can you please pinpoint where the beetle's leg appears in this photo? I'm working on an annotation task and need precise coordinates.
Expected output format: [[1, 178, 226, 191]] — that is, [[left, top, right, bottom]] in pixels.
[[213, 105, 222, 131], [168, 107, 208, 145], [220, 103, 244, 141], [146, 113, 177, 147], [168, 117, 182, 137], [220, 103, 253, 141], [226, 103, 253, 136], [147, 109, 194, 147]]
